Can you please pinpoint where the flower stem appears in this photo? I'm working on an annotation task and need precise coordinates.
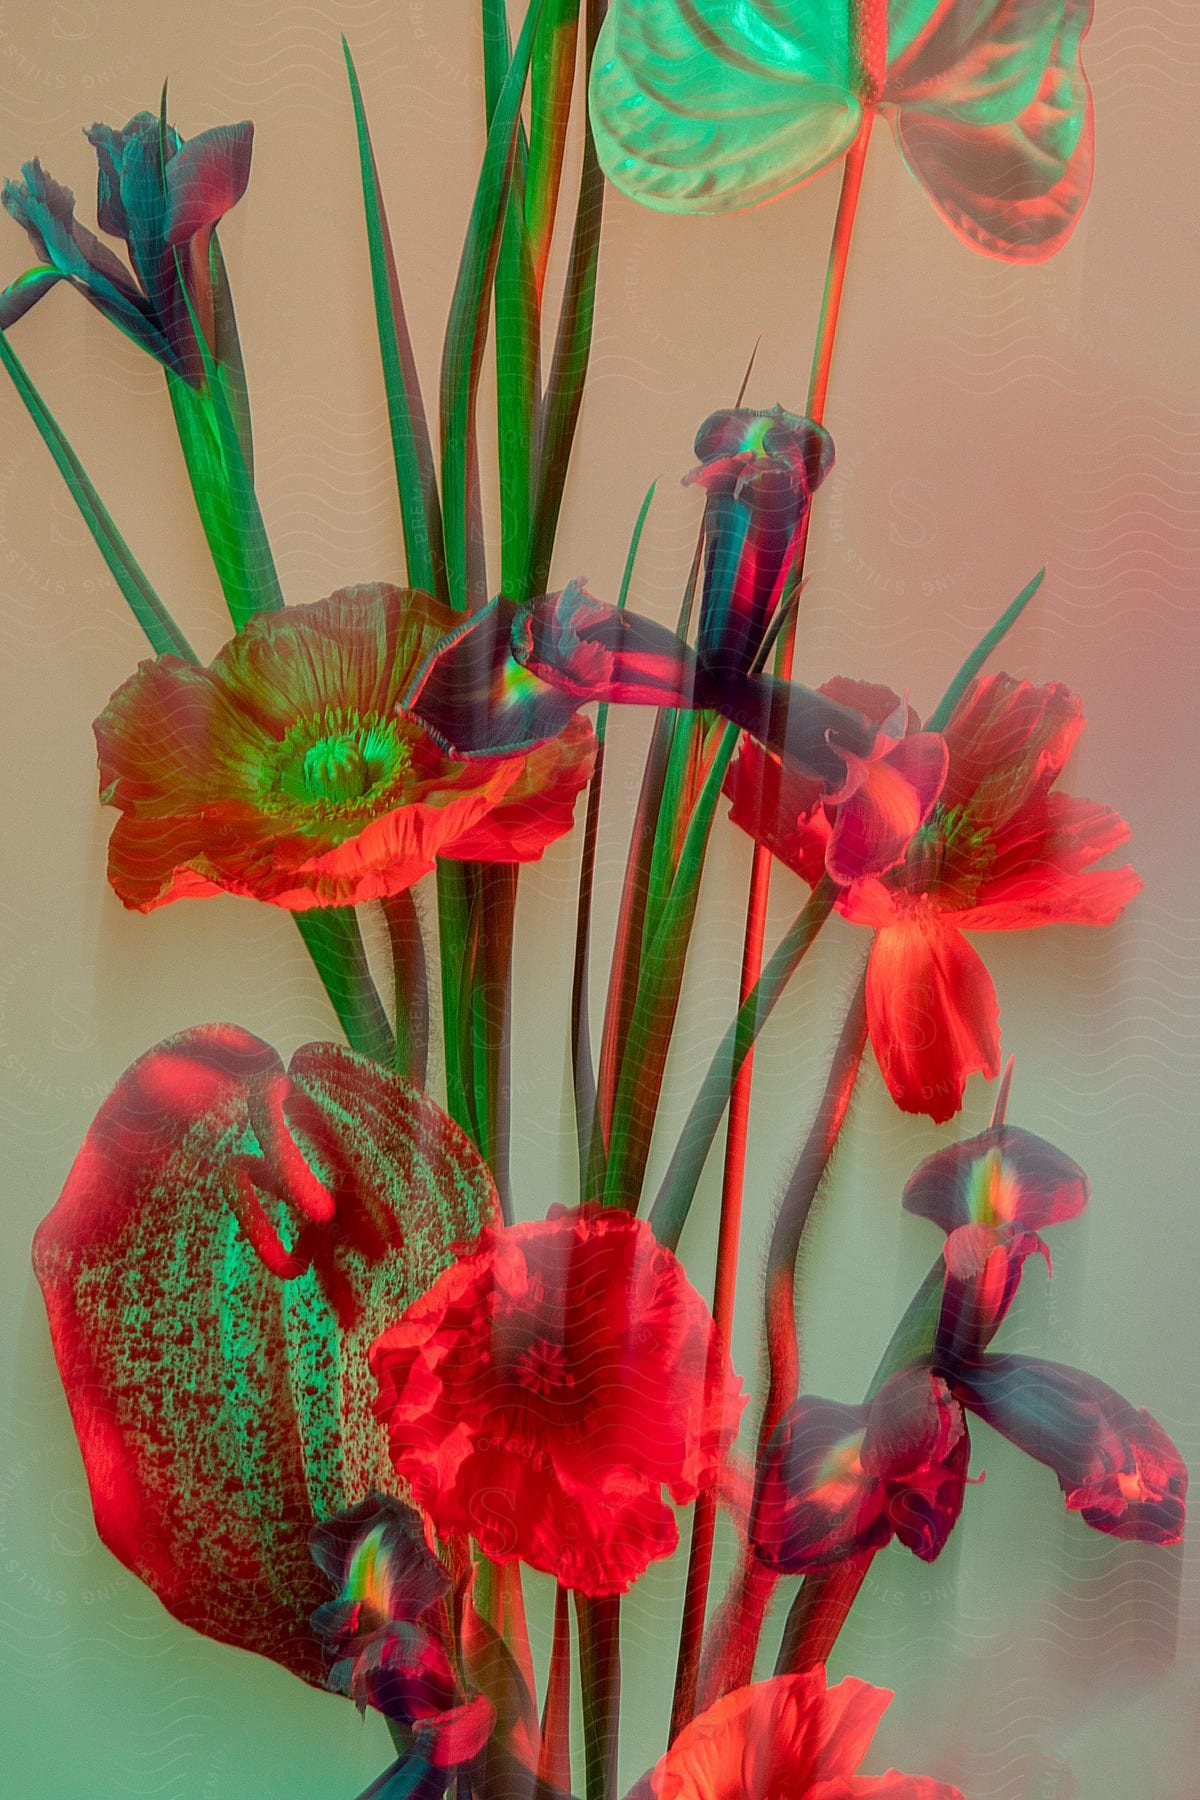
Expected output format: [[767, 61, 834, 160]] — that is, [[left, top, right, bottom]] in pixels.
[[650, 877, 837, 1252], [773, 1554, 873, 1675], [539, 1583, 574, 1793], [760, 967, 869, 1448], [294, 909, 394, 1064], [772, 1260, 947, 1675], [382, 890, 429, 1086], [673, 121, 875, 1726], [576, 1593, 620, 1800]]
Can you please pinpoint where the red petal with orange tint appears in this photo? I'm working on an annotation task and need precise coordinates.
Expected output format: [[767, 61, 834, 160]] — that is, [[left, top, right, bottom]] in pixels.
[[865, 915, 1001, 1122]]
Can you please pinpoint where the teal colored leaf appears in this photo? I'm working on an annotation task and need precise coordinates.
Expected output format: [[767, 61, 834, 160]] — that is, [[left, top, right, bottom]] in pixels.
[[590, 0, 1094, 262]]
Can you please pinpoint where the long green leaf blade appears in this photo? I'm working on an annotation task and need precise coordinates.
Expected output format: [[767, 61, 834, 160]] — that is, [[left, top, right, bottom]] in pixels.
[[440, 0, 544, 610], [344, 37, 446, 602], [0, 325, 195, 660], [927, 568, 1045, 731], [526, 0, 582, 298], [525, 0, 605, 598], [572, 479, 656, 1181]]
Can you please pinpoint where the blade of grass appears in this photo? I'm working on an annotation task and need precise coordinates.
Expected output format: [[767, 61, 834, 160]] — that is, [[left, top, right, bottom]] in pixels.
[[344, 37, 446, 602], [524, 0, 606, 599], [601, 718, 740, 1210], [571, 478, 656, 1181], [483, 0, 541, 599], [441, 0, 545, 611], [926, 567, 1045, 731], [526, 0, 582, 302], [0, 325, 195, 660]]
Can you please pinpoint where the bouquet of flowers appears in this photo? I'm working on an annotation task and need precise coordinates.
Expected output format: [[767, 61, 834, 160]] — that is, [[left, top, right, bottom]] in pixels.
[[1, 2, 1185, 1796]]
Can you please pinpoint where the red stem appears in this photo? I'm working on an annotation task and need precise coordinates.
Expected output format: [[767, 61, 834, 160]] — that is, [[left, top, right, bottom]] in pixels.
[[671, 119, 875, 1731]]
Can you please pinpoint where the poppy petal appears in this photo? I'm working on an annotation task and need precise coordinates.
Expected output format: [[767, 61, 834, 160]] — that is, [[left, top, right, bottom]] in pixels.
[[956, 1355, 1187, 1544], [650, 1671, 964, 1799], [724, 738, 829, 888], [589, 0, 860, 215], [960, 865, 1143, 931], [443, 714, 596, 862], [865, 916, 1001, 1122]]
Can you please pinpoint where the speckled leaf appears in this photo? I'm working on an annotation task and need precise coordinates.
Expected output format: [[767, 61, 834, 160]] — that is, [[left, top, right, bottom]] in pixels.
[[32, 1024, 499, 1685]]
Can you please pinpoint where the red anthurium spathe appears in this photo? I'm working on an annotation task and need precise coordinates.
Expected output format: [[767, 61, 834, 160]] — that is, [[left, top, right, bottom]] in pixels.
[[751, 1366, 971, 1573], [32, 1025, 500, 1683], [370, 1203, 745, 1597], [94, 585, 596, 911], [650, 1669, 964, 1800], [728, 673, 1141, 1121], [955, 1356, 1187, 1544], [590, 0, 1093, 264]]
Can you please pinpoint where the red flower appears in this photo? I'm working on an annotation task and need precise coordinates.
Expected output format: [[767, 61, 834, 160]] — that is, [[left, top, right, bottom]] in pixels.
[[728, 673, 1141, 1120], [650, 1669, 963, 1800], [94, 585, 595, 911], [370, 1204, 745, 1597]]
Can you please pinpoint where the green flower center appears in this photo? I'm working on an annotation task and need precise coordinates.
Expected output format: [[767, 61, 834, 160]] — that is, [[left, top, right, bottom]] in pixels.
[[302, 733, 371, 803], [270, 708, 412, 814], [901, 803, 992, 902]]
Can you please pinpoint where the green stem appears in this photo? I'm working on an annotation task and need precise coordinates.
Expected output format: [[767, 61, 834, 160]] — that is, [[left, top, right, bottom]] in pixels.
[[575, 1594, 620, 1800], [382, 890, 429, 1086], [760, 968, 869, 1451], [294, 909, 394, 1064], [650, 878, 837, 1251]]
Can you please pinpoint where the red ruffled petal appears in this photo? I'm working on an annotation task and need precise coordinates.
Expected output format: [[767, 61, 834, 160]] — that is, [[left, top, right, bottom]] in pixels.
[[370, 1205, 744, 1596], [866, 915, 1002, 1122], [442, 715, 596, 863], [939, 674, 1083, 829], [650, 1671, 963, 1800]]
